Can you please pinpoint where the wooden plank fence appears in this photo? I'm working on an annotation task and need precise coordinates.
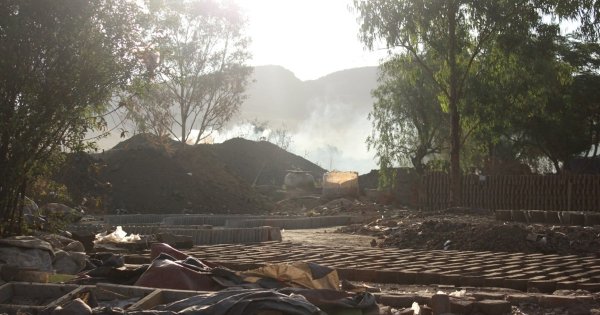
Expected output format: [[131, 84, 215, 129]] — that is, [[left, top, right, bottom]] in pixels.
[[420, 173, 600, 211]]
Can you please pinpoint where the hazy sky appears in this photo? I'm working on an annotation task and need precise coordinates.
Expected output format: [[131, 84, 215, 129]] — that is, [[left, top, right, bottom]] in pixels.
[[239, 0, 387, 81]]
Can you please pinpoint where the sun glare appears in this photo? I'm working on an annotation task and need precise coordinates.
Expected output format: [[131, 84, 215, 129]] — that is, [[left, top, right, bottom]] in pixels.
[[239, 0, 384, 81]]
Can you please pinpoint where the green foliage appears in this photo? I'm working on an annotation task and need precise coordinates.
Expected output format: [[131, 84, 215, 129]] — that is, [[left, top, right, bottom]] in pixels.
[[0, 0, 145, 236], [367, 53, 449, 178], [464, 26, 600, 172], [354, 0, 542, 203], [356, 0, 600, 182]]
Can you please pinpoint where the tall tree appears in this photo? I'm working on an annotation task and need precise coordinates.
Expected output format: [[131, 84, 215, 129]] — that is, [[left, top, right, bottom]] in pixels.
[[465, 25, 600, 172], [139, 0, 252, 144], [368, 53, 449, 177], [353, 0, 540, 206], [0, 0, 144, 235]]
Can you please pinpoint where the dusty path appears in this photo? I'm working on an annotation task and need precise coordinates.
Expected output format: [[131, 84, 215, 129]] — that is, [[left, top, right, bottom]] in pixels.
[[281, 226, 374, 248]]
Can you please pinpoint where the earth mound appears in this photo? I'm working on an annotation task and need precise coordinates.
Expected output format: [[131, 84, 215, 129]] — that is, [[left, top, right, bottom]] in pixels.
[[57, 135, 327, 214], [60, 134, 272, 214], [211, 138, 327, 186]]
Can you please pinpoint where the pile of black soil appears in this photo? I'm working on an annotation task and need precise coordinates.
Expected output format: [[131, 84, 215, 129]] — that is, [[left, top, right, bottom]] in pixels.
[[211, 138, 326, 186], [57, 135, 327, 214]]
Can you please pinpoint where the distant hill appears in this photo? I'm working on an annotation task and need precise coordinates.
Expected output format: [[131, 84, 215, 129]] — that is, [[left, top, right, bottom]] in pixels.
[[239, 65, 379, 128]]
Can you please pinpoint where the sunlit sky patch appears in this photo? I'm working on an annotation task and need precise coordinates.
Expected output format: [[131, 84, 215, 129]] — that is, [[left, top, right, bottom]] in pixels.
[[238, 0, 386, 81]]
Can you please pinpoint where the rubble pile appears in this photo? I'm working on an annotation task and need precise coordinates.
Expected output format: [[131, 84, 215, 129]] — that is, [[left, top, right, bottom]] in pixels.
[[338, 209, 600, 256]]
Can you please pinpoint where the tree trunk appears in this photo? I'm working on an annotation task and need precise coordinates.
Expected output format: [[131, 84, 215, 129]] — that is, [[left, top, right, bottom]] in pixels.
[[448, 2, 461, 207]]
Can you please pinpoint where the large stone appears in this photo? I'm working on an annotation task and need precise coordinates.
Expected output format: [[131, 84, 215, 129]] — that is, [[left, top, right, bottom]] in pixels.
[[41, 203, 83, 223], [64, 241, 85, 253], [0, 236, 54, 272], [53, 250, 87, 274]]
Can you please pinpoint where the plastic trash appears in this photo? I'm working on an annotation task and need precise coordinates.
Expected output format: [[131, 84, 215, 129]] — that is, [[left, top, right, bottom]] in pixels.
[[411, 302, 421, 315], [449, 289, 466, 297], [95, 226, 141, 243]]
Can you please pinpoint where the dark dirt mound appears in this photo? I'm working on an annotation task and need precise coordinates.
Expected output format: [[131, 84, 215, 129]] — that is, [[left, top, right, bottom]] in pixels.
[[338, 210, 600, 256], [211, 138, 326, 186], [59, 134, 272, 214]]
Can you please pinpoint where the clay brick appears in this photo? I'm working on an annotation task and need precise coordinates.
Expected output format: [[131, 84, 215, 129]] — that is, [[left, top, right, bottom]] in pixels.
[[504, 278, 528, 291], [416, 272, 440, 285], [472, 292, 506, 301], [506, 294, 536, 305], [461, 276, 485, 287], [397, 271, 418, 284], [545, 211, 561, 224], [527, 280, 556, 293], [537, 295, 583, 308], [483, 277, 505, 288], [439, 274, 461, 286], [570, 212, 585, 226], [511, 210, 528, 223], [376, 294, 418, 308], [450, 298, 475, 314], [585, 213, 600, 226], [429, 293, 450, 315], [556, 281, 578, 290], [577, 282, 600, 292], [420, 304, 433, 315], [495, 210, 512, 221], [475, 299, 512, 315], [374, 270, 400, 284], [528, 210, 546, 223]]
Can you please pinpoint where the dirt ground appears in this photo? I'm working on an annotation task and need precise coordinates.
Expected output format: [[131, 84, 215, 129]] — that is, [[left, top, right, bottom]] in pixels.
[[336, 207, 600, 256], [281, 226, 374, 247]]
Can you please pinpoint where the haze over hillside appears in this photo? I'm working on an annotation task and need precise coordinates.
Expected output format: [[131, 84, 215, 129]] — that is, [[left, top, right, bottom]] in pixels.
[[226, 65, 380, 174], [97, 65, 380, 174]]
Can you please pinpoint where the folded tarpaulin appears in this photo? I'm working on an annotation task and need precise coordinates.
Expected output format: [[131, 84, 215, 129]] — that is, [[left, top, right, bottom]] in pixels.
[[134, 253, 224, 291], [237, 262, 340, 290], [124, 288, 379, 315], [279, 288, 379, 315], [148, 244, 340, 291], [135, 288, 325, 315]]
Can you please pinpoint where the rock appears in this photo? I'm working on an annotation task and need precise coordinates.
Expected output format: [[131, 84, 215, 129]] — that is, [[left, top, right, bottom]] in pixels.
[[70, 231, 95, 252], [53, 250, 87, 274], [64, 241, 85, 253], [41, 203, 83, 223], [0, 236, 54, 271]]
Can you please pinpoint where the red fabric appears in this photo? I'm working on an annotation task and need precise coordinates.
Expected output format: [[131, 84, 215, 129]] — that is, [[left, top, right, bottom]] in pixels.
[[150, 243, 188, 260], [135, 257, 222, 291]]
